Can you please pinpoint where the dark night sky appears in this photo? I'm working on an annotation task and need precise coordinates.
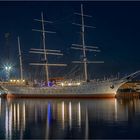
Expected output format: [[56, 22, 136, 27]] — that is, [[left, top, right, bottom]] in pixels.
[[0, 1, 140, 80]]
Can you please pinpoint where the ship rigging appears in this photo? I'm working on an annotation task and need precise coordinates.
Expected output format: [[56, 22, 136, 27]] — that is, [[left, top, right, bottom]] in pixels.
[[29, 12, 67, 82], [71, 4, 104, 82]]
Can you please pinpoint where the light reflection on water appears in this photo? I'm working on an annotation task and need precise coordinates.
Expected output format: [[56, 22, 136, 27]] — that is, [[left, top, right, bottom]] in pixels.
[[0, 98, 140, 139]]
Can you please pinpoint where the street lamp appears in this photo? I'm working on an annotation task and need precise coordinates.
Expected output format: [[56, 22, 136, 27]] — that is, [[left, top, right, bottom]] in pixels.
[[5, 66, 11, 71], [5, 65, 12, 81]]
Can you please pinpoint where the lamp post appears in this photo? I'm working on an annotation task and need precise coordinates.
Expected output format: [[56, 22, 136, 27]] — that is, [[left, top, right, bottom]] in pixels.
[[5, 65, 12, 81]]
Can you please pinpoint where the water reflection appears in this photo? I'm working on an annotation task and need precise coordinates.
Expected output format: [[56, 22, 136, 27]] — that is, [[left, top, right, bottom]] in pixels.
[[0, 98, 140, 139]]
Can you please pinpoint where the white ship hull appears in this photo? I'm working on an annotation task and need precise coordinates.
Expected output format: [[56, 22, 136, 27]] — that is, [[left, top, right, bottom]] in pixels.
[[3, 80, 124, 95], [2, 71, 140, 98]]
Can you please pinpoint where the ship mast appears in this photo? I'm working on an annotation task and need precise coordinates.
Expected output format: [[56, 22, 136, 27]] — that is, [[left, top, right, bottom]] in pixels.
[[72, 4, 104, 82], [81, 4, 87, 82], [41, 12, 49, 82], [17, 36, 23, 80], [30, 12, 66, 82]]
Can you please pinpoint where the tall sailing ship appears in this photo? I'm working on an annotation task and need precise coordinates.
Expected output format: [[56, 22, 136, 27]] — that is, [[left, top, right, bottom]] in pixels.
[[1, 4, 140, 98]]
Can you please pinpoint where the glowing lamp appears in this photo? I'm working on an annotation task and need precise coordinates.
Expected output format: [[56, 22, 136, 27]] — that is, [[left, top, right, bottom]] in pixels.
[[61, 83, 64, 86], [77, 82, 81, 86], [5, 66, 12, 71], [68, 83, 72, 86]]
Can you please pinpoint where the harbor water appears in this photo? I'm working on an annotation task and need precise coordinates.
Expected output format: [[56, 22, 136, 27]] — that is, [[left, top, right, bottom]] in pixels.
[[0, 98, 140, 139]]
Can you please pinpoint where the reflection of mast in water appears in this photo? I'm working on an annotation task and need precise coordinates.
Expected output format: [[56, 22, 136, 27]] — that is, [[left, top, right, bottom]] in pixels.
[[20, 103, 26, 140], [23, 103, 26, 131], [17, 104, 20, 130], [78, 102, 81, 128], [13, 104, 16, 130], [60, 101, 82, 131], [5, 102, 26, 140], [115, 99, 118, 121], [69, 102, 72, 130], [62, 101, 65, 129], [14, 103, 26, 132], [85, 107, 89, 139], [5, 103, 12, 140], [0, 98, 1, 115], [45, 103, 51, 139]]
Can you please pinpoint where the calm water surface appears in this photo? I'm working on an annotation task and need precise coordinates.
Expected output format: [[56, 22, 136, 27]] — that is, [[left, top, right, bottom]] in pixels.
[[0, 98, 140, 139]]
